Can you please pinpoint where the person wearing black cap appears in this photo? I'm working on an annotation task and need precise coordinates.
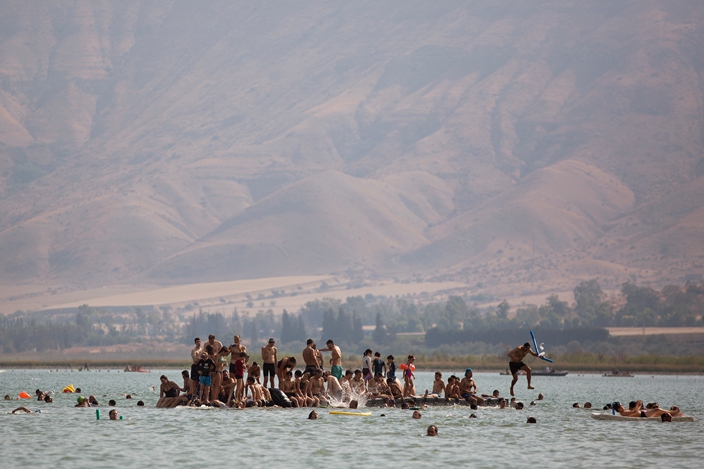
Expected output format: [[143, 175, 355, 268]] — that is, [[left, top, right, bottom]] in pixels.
[[459, 368, 485, 406]]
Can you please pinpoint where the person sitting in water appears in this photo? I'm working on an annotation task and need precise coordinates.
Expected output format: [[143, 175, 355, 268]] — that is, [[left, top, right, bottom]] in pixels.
[[427, 425, 438, 436], [108, 409, 119, 420]]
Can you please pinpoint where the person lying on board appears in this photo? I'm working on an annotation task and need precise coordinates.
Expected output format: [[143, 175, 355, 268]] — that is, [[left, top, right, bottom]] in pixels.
[[613, 401, 673, 418]]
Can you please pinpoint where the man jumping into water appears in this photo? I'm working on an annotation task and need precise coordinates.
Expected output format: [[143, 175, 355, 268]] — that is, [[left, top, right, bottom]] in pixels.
[[508, 342, 539, 396]]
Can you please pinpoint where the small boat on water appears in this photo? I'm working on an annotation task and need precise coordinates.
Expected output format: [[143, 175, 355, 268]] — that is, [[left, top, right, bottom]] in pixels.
[[533, 368, 568, 376], [124, 365, 150, 373], [603, 369, 634, 377]]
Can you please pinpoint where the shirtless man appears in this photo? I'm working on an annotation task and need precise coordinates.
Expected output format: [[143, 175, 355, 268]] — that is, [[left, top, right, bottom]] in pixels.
[[459, 368, 485, 405], [508, 342, 539, 396], [220, 370, 236, 405], [206, 334, 223, 358], [320, 339, 343, 379], [190, 337, 203, 395], [280, 371, 301, 407], [387, 377, 403, 399], [614, 401, 672, 418], [276, 356, 297, 387], [302, 339, 319, 375], [306, 369, 328, 406], [246, 377, 267, 407], [229, 335, 246, 359], [369, 372, 391, 399], [261, 338, 278, 389]]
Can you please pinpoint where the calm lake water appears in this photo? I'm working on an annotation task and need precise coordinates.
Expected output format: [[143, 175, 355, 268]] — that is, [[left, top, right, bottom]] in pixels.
[[1, 369, 702, 468]]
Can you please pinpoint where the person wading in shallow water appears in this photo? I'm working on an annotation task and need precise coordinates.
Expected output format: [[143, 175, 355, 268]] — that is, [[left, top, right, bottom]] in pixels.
[[507, 342, 539, 397]]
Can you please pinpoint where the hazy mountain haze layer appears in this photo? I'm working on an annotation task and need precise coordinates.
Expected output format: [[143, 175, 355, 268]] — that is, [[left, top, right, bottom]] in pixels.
[[0, 1, 703, 302]]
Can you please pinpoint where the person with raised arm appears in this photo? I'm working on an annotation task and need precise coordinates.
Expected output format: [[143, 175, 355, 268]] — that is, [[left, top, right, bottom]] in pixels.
[[507, 342, 539, 396], [319, 339, 343, 379]]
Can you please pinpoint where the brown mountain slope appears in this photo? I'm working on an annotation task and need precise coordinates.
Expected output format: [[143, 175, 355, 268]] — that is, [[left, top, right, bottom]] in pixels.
[[0, 1, 703, 294]]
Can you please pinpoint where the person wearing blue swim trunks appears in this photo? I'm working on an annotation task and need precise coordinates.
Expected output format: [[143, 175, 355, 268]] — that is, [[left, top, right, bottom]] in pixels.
[[320, 339, 343, 379], [197, 346, 215, 404]]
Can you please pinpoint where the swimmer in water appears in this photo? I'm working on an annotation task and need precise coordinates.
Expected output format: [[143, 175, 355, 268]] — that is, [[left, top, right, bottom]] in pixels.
[[427, 425, 438, 436], [308, 410, 319, 420], [412, 410, 422, 419], [507, 342, 539, 396], [75, 396, 90, 407], [12, 407, 37, 413], [109, 409, 119, 420]]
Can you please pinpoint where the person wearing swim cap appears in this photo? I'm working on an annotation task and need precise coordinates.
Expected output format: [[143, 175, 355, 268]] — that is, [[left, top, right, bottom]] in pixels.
[[75, 396, 91, 407]]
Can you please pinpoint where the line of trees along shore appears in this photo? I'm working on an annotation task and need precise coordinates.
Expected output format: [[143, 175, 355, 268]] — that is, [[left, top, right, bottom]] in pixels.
[[2, 279, 703, 354]]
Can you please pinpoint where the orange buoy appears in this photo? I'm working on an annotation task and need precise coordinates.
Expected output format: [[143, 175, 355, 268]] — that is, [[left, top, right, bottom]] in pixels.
[[19, 391, 31, 399]]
